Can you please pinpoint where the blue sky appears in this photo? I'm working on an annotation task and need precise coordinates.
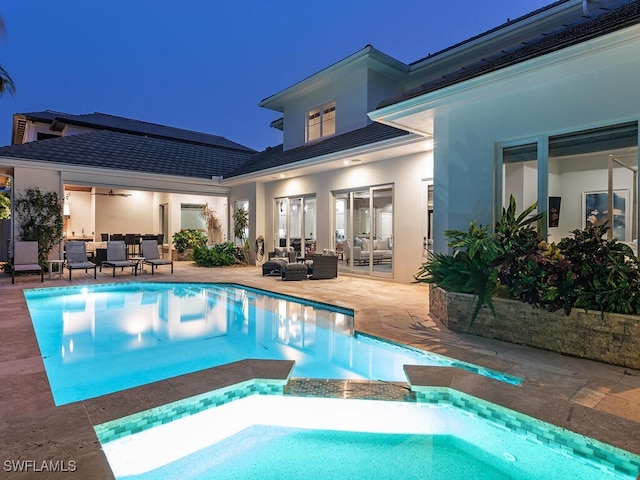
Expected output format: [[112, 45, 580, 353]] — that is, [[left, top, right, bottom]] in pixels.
[[0, 1, 552, 151]]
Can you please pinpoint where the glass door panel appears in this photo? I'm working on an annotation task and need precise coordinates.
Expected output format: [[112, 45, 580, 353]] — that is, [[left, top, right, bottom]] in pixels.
[[290, 198, 303, 255], [303, 197, 316, 255], [372, 186, 393, 276], [352, 189, 370, 274], [503, 143, 538, 216], [335, 193, 349, 273], [276, 199, 287, 248]]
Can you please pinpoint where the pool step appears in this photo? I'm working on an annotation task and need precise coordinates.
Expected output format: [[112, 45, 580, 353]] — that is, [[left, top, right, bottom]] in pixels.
[[283, 379, 416, 402]]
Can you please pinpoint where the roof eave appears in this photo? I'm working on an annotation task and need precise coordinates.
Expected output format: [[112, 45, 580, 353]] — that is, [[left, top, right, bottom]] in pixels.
[[221, 133, 422, 185], [259, 45, 409, 112]]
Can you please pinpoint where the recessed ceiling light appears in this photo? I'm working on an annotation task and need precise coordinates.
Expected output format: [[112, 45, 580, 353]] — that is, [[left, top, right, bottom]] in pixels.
[[343, 160, 350, 165], [279, 174, 285, 178]]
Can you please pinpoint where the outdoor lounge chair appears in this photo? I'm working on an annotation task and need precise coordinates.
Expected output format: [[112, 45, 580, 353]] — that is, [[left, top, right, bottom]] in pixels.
[[12, 241, 44, 284], [101, 241, 137, 277], [307, 254, 338, 280], [262, 257, 288, 276], [140, 239, 173, 275], [65, 241, 97, 281]]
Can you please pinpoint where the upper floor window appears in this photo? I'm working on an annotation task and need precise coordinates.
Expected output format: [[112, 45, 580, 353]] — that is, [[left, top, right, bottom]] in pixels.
[[36, 132, 61, 141], [306, 101, 335, 142]]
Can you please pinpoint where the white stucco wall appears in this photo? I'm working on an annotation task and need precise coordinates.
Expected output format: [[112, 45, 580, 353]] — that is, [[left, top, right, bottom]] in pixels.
[[255, 149, 433, 283], [283, 67, 369, 151], [431, 26, 640, 252]]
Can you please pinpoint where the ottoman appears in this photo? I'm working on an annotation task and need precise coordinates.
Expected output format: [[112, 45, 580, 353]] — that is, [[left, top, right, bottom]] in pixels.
[[281, 262, 308, 281], [262, 258, 287, 276]]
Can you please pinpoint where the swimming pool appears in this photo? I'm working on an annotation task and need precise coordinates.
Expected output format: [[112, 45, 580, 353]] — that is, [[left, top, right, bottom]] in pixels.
[[95, 382, 640, 479], [25, 282, 520, 405]]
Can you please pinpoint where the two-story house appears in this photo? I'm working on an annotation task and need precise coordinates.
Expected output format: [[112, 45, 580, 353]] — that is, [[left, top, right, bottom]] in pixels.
[[1, 0, 638, 282]]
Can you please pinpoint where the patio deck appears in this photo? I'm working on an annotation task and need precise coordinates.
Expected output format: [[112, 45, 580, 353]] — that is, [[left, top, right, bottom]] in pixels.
[[1, 262, 639, 478]]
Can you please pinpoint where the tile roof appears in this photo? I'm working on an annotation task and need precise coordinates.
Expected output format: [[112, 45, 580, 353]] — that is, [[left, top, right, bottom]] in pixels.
[[227, 122, 412, 178], [19, 110, 255, 152], [378, 1, 640, 109], [408, 0, 571, 67], [0, 130, 254, 180]]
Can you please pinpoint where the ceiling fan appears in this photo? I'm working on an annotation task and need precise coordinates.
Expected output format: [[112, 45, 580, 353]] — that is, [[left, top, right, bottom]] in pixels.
[[92, 189, 131, 197]]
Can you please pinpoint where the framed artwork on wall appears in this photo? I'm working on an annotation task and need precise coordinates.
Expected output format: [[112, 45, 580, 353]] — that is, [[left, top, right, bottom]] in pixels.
[[582, 189, 628, 241], [548, 196, 561, 228]]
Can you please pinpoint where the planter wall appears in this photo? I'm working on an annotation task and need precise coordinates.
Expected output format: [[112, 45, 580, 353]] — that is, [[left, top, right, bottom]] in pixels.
[[171, 248, 193, 261], [430, 287, 640, 370]]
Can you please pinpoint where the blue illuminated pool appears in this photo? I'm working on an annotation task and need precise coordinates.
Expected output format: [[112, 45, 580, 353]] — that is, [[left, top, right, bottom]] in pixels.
[[24, 282, 520, 405], [95, 382, 640, 480]]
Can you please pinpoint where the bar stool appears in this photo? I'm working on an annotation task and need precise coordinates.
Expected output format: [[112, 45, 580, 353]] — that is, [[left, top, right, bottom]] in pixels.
[[125, 233, 138, 258], [156, 233, 165, 258]]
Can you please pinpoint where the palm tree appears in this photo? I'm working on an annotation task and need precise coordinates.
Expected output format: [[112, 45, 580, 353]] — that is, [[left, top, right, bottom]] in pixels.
[[0, 16, 15, 96]]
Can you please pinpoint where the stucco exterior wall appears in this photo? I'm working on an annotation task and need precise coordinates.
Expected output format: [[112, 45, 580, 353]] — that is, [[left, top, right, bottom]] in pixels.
[[283, 67, 369, 151], [432, 27, 640, 252], [257, 150, 432, 283]]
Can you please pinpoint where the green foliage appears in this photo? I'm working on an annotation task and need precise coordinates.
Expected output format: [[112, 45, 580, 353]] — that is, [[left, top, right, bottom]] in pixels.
[[172, 229, 207, 253], [232, 206, 248, 242], [14, 187, 64, 264], [0, 194, 10, 219], [416, 222, 502, 324], [232, 206, 250, 263], [1, 257, 12, 273], [558, 223, 640, 317], [416, 194, 640, 322], [0, 17, 16, 97], [192, 242, 237, 267]]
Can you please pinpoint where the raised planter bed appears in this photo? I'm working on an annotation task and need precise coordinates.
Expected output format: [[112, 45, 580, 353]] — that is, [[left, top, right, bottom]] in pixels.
[[430, 286, 640, 370]]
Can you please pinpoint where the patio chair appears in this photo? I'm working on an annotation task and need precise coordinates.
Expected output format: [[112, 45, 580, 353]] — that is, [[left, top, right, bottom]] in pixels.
[[308, 254, 338, 280], [65, 241, 97, 281], [141, 239, 173, 275], [11, 241, 44, 284], [101, 241, 137, 277]]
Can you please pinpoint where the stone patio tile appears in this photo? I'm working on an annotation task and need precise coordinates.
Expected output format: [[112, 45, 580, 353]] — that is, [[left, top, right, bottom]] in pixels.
[[570, 387, 606, 408], [0, 403, 110, 479], [1, 261, 639, 480]]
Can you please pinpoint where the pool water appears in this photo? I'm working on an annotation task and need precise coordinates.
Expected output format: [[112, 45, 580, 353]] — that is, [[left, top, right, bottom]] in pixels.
[[24, 282, 520, 405], [96, 387, 640, 480]]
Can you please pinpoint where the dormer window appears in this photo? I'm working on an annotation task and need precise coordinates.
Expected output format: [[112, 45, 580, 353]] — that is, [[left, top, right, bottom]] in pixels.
[[306, 101, 335, 142]]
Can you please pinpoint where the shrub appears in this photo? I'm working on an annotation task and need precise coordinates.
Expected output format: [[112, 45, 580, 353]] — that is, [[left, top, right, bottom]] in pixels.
[[416, 195, 640, 321], [416, 221, 502, 324], [172, 229, 207, 254], [559, 224, 640, 316], [14, 187, 64, 264], [192, 242, 237, 267]]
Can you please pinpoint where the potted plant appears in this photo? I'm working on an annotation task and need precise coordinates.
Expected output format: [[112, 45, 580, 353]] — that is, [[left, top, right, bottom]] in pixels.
[[172, 229, 207, 261]]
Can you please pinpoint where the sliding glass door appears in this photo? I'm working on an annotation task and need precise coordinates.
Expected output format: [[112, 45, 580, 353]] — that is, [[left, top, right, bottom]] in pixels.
[[335, 185, 393, 278], [274, 196, 316, 255]]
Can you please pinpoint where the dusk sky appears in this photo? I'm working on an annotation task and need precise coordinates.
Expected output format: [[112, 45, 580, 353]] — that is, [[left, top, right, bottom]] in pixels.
[[0, 1, 552, 151]]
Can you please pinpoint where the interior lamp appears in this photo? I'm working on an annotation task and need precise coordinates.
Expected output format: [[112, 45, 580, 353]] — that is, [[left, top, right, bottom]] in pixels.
[[63, 204, 71, 217]]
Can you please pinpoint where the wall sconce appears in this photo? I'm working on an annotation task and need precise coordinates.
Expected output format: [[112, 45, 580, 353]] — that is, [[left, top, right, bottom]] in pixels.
[[63, 204, 71, 217]]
